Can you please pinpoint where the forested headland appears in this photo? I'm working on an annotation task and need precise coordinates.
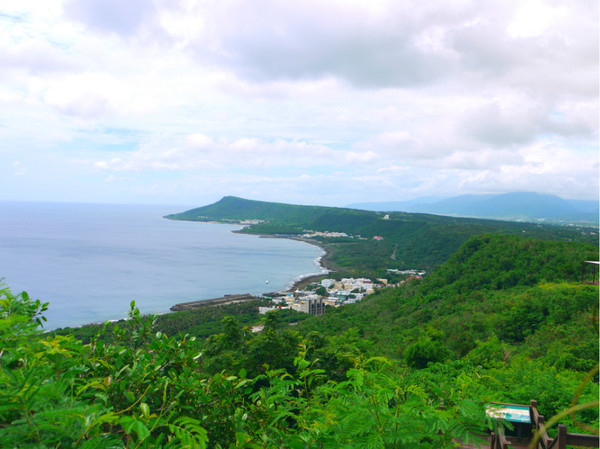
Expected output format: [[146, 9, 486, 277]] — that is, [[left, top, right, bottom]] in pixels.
[[167, 196, 598, 278], [1, 197, 598, 448]]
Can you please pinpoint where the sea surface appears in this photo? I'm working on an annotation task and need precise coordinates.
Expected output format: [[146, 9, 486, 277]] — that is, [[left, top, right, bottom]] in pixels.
[[0, 202, 326, 330]]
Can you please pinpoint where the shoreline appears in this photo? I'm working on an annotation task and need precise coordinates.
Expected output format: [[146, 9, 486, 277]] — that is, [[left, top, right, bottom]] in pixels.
[[253, 233, 341, 291], [284, 237, 337, 291], [168, 219, 342, 292], [167, 233, 338, 312], [50, 228, 341, 329]]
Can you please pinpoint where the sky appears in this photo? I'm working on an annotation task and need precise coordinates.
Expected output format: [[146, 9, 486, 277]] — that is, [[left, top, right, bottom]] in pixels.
[[0, 0, 598, 207]]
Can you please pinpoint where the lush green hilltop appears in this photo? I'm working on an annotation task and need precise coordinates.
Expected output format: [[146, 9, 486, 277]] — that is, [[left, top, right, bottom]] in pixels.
[[168, 196, 598, 275], [166, 196, 340, 224]]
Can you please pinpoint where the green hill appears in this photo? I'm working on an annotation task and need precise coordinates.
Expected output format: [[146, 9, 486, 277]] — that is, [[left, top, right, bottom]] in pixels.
[[165, 195, 345, 225], [298, 234, 598, 360], [168, 196, 598, 274]]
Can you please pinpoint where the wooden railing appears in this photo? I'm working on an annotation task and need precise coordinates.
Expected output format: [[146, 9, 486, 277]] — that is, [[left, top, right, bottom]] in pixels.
[[529, 400, 599, 449], [490, 427, 510, 449]]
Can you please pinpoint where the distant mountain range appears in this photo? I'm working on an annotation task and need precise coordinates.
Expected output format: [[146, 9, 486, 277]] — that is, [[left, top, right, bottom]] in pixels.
[[347, 192, 599, 224]]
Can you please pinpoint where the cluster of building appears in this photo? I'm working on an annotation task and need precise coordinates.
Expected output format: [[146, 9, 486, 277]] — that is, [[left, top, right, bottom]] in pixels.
[[259, 277, 387, 316], [252, 271, 427, 334], [386, 269, 422, 274], [301, 230, 350, 238], [301, 230, 386, 241]]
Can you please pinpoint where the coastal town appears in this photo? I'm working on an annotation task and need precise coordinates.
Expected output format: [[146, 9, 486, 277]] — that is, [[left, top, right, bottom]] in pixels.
[[258, 270, 425, 317], [169, 270, 426, 323], [168, 222, 428, 318]]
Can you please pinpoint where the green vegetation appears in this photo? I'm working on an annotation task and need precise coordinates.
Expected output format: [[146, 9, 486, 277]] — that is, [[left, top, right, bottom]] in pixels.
[[1, 286, 488, 448], [166, 196, 348, 225], [295, 235, 599, 427], [1, 232, 598, 447], [51, 300, 312, 344], [298, 235, 598, 358], [167, 196, 598, 277]]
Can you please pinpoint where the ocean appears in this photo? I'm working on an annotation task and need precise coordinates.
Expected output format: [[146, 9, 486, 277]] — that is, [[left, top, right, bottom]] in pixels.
[[0, 202, 326, 330]]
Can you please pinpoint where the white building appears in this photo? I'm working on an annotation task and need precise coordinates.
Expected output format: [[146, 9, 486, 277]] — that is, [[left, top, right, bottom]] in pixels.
[[321, 279, 335, 288]]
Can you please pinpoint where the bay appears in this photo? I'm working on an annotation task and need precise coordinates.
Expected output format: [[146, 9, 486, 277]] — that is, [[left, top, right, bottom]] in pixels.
[[0, 202, 326, 330]]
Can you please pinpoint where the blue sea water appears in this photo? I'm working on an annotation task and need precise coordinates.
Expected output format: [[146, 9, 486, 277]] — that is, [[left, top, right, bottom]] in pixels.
[[0, 202, 326, 330]]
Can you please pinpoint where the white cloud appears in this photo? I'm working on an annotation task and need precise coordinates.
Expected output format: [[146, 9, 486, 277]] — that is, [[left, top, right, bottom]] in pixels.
[[42, 72, 118, 118], [172, 0, 457, 87], [12, 160, 27, 176], [0, 0, 596, 204], [0, 40, 77, 74], [91, 134, 341, 172], [345, 150, 378, 163], [507, 0, 566, 38], [442, 149, 524, 171], [63, 0, 156, 36]]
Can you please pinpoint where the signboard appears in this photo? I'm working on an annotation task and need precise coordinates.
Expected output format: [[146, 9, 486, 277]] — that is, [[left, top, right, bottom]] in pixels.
[[485, 403, 531, 423]]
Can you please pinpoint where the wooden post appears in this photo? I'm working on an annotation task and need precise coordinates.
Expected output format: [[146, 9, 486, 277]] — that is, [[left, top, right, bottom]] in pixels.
[[557, 424, 567, 449], [538, 415, 546, 449], [530, 399, 538, 421], [498, 427, 509, 449]]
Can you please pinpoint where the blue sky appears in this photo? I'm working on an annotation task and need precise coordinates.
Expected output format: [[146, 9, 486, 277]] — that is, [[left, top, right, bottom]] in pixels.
[[1, 0, 598, 207]]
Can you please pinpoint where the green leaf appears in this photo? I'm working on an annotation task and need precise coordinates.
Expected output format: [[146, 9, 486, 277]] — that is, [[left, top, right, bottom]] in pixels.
[[140, 402, 150, 418], [168, 416, 208, 449]]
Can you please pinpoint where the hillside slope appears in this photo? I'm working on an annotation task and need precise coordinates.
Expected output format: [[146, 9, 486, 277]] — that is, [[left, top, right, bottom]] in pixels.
[[166, 195, 355, 224], [298, 234, 598, 366]]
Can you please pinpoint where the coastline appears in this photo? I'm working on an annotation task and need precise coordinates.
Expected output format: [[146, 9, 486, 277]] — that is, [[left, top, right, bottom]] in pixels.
[[254, 233, 340, 291], [48, 222, 341, 328], [284, 237, 337, 291], [168, 219, 339, 290], [165, 232, 336, 312], [147, 221, 341, 313]]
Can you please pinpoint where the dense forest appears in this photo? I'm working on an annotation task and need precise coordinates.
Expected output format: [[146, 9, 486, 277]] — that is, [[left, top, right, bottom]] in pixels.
[[1, 232, 598, 448]]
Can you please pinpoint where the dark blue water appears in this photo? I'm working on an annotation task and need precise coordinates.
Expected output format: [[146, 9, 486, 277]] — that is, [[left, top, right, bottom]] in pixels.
[[0, 202, 325, 329]]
